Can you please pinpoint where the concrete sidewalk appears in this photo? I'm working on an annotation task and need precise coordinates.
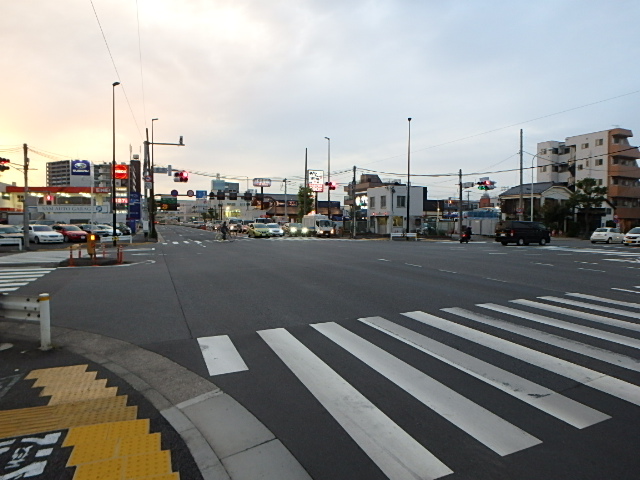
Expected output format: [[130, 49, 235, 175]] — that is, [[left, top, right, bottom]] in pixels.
[[0, 322, 311, 480]]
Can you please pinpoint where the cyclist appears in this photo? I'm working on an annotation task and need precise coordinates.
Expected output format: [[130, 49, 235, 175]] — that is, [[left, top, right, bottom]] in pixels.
[[220, 221, 230, 241]]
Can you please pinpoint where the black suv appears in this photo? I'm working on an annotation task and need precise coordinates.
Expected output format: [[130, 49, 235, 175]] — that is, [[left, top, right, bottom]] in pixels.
[[495, 220, 551, 246]]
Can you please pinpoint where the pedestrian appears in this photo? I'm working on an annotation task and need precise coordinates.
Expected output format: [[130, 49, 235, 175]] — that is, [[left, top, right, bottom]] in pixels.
[[220, 221, 229, 241]]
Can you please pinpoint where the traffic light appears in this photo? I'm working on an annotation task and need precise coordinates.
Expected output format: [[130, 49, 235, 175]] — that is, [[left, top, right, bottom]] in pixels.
[[477, 179, 496, 190], [243, 191, 252, 201], [209, 191, 216, 200], [216, 191, 225, 200], [0, 158, 9, 172], [45, 195, 53, 205], [173, 171, 188, 182], [228, 191, 237, 201], [86, 233, 97, 257], [329, 182, 337, 191]]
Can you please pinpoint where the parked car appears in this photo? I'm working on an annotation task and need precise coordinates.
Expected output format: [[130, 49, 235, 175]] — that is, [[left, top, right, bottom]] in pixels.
[[623, 227, 640, 246], [284, 223, 308, 237], [247, 223, 272, 238], [494, 220, 551, 246], [265, 223, 284, 237], [117, 223, 132, 235], [590, 227, 624, 244], [29, 220, 57, 226], [96, 224, 123, 236], [0, 226, 24, 239], [78, 224, 112, 237], [24, 225, 64, 244], [52, 224, 88, 242]]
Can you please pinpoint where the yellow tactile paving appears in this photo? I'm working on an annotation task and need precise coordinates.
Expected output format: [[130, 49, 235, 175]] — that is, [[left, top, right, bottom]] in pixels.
[[2, 365, 180, 479]]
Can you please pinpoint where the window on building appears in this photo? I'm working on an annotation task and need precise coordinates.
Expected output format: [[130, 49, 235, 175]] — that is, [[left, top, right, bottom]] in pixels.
[[397, 195, 406, 208], [540, 148, 547, 155], [585, 160, 589, 167], [598, 179, 603, 186], [380, 195, 387, 208], [613, 137, 621, 144], [577, 164, 583, 170], [1, 193, 9, 200], [581, 143, 589, 149], [369, 197, 375, 209], [595, 158, 603, 166], [541, 166, 547, 172], [552, 165, 559, 172], [595, 139, 604, 146], [612, 158, 618, 165]]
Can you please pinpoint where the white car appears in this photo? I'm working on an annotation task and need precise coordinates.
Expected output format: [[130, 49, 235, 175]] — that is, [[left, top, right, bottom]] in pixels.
[[265, 223, 284, 237], [590, 227, 624, 244], [25, 225, 64, 244], [96, 225, 123, 236], [623, 227, 640, 246]]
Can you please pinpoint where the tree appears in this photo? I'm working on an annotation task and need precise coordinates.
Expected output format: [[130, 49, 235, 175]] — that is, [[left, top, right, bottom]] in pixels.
[[208, 208, 216, 221], [297, 186, 314, 219], [539, 200, 572, 233], [568, 178, 607, 237]]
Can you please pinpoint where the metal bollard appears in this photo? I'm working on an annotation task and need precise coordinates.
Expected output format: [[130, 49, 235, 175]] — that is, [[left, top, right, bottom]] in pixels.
[[38, 293, 52, 351], [68, 246, 74, 267]]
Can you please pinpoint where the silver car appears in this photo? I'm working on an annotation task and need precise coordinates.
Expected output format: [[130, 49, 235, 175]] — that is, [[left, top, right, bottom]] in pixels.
[[590, 227, 624, 244], [25, 225, 64, 244], [623, 227, 640, 246], [265, 223, 284, 237]]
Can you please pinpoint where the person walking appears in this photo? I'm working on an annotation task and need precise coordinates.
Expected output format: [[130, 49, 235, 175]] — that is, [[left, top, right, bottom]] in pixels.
[[220, 221, 230, 241]]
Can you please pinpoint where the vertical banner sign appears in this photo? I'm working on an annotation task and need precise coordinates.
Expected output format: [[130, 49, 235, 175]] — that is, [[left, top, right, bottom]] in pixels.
[[129, 192, 141, 220], [308, 170, 324, 192]]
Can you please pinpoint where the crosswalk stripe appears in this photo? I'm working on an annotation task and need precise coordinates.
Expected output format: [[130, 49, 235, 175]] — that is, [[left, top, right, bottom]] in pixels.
[[480, 303, 640, 350], [358, 316, 609, 429], [312, 321, 541, 454], [258, 327, 454, 480], [198, 335, 248, 376], [509, 300, 640, 334], [566, 293, 640, 309], [415, 310, 640, 407], [0, 277, 43, 282], [537, 296, 640, 319], [440, 308, 640, 373]]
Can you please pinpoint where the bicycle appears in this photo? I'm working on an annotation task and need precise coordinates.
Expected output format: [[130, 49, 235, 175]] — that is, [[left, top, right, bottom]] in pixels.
[[214, 231, 234, 242]]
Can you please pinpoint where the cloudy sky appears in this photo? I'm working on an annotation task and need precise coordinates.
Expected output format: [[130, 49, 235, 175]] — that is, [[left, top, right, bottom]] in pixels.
[[2, 0, 639, 202]]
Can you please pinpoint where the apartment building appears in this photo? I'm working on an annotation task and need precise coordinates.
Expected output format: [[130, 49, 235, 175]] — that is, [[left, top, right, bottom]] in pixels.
[[537, 128, 640, 230]]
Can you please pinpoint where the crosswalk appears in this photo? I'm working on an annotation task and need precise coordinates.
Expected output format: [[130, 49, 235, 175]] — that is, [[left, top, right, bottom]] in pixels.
[[198, 289, 640, 479], [161, 236, 353, 246], [0, 267, 56, 293], [0, 250, 70, 265]]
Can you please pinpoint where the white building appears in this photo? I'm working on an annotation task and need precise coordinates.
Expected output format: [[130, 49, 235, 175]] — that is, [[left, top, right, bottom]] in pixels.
[[366, 185, 424, 234]]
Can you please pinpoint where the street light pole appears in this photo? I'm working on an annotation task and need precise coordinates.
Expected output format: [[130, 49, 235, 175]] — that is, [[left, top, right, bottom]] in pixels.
[[406, 117, 411, 235], [112, 81, 120, 247], [325, 137, 330, 216], [150, 118, 158, 238]]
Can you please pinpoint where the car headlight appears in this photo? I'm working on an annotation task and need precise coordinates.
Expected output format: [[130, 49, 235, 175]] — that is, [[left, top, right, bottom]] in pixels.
[[302, 228, 308, 233], [331, 229, 334, 234]]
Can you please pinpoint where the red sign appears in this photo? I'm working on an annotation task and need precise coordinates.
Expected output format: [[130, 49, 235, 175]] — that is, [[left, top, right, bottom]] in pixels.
[[114, 165, 129, 179]]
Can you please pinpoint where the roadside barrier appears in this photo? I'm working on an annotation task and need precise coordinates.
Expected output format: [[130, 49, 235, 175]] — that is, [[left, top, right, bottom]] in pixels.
[[0, 237, 23, 250], [0, 293, 52, 350]]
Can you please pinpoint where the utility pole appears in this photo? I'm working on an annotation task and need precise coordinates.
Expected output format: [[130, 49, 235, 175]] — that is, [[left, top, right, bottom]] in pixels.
[[406, 117, 412, 235], [283, 178, 288, 221], [304, 148, 308, 219], [458, 169, 463, 236], [519, 129, 524, 220], [352, 165, 356, 239], [22, 144, 29, 251]]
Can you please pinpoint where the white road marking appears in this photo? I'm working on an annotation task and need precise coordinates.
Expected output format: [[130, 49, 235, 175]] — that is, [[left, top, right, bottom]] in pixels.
[[577, 267, 605, 272], [259, 327, 454, 480], [443, 308, 640, 373], [512, 299, 640, 332], [405, 263, 422, 268], [197, 335, 248, 376], [481, 303, 640, 350], [403, 311, 640, 407], [359, 316, 608, 429], [537, 296, 640, 318]]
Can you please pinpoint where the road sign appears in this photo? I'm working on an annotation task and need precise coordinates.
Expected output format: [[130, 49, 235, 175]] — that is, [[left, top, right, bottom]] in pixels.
[[196, 190, 207, 199], [187, 189, 194, 197], [144, 175, 152, 182], [171, 189, 178, 197], [516, 208, 524, 214], [614, 214, 619, 223]]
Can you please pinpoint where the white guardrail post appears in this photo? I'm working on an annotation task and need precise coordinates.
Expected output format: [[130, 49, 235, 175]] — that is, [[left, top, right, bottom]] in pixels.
[[0, 293, 52, 351], [38, 293, 52, 351]]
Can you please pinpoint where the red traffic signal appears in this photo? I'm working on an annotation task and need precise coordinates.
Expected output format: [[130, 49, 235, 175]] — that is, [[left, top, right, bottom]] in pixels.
[[0, 158, 9, 172]]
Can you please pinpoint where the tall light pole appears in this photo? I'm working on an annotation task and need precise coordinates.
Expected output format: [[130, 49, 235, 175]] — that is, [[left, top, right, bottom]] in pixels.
[[150, 118, 158, 238], [406, 117, 412, 235], [325, 137, 330, 216], [112, 81, 120, 246]]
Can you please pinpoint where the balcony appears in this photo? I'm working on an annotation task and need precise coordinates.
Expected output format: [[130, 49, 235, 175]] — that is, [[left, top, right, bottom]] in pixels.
[[609, 164, 640, 178], [613, 207, 640, 220], [610, 143, 640, 159], [609, 185, 640, 199]]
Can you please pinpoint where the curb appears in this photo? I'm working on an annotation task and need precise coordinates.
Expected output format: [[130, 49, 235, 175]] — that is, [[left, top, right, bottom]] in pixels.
[[0, 322, 311, 480]]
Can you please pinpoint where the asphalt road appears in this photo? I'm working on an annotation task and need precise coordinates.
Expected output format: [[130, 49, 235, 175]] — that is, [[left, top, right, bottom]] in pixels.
[[21, 225, 640, 480]]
